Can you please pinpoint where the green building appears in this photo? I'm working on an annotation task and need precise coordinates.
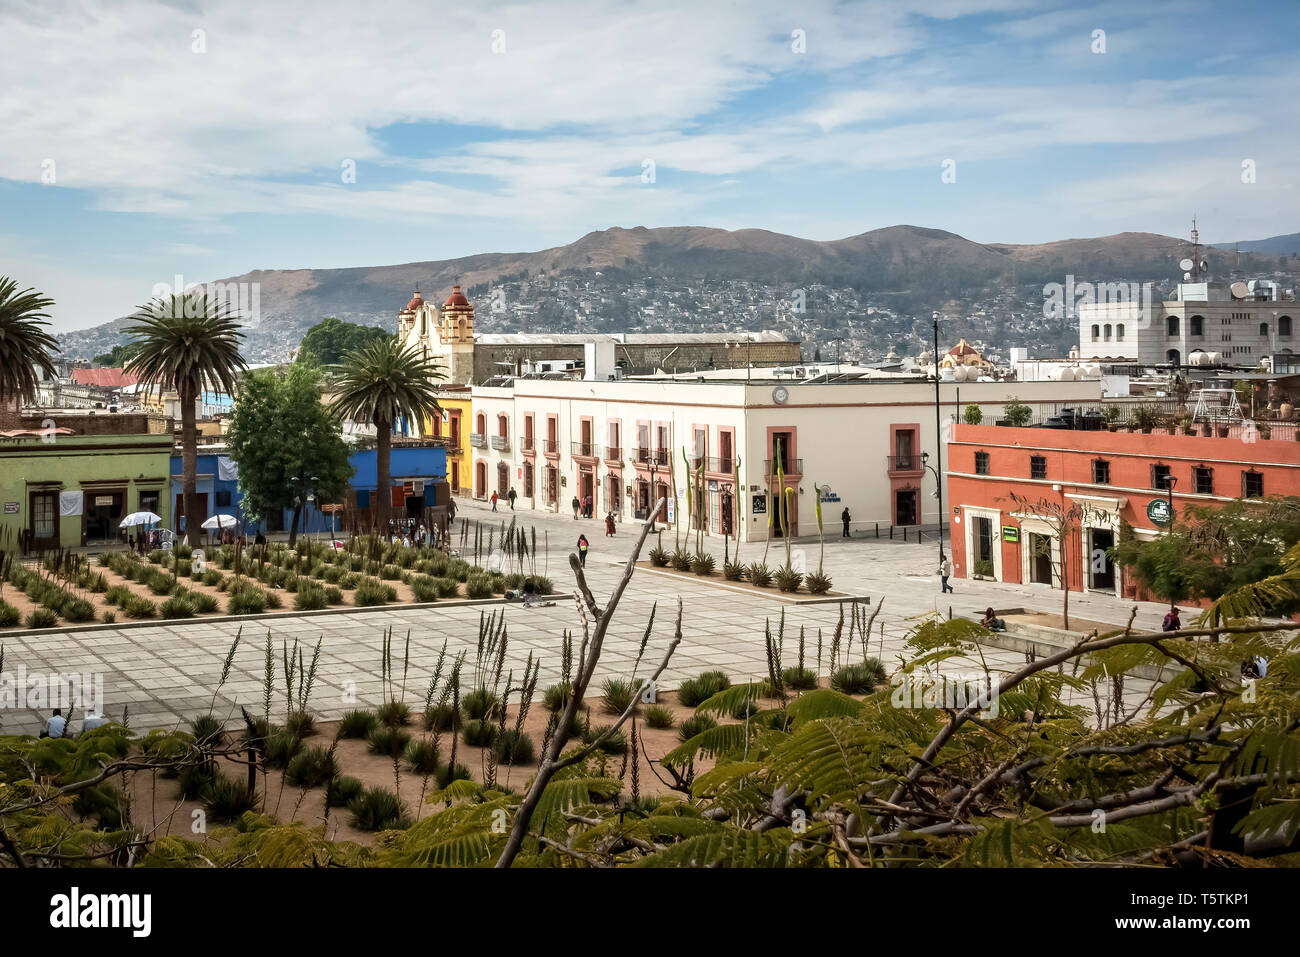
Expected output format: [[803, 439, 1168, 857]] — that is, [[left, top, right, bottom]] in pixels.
[[0, 414, 173, 552]]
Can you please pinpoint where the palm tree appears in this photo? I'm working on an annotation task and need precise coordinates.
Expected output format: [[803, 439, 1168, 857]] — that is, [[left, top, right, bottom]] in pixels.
[[126, 293, 247, 547], [329, 339, 444, 534], [0, 278, 59, 426]]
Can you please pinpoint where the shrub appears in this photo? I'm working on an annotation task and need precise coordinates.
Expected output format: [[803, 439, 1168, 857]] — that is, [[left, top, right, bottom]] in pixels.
[[122, 594, 157, 619], [670, 547, 693, 571], [104, 585, 131, 606], [747, 562, 773, 587], [676, 670, 731, 707], [722, 560, 746, 581], [464, 573, 494, 599], [377, 700, 411, 727], [409, 576, 440, 602], [1003, 396, 1033, 427], [101, 610, 116, 624], [831, 658, 887, 694], [178, 764, 216, 801], [323, 585, 343, 605], [62, 597, 96, 622], [678, 713, 718, 742], [263, 731, 302, 769], [643, 704, 675, 729], [422, 703, 460, 732], [160, 595, 196, 619], [191, 713, 224, 748], [263, 589, 283, 609], [782, 666, 819, 690], [147, 570, 177, 595], [432, 576, 461, 599], [403, 738, 440, 774], [294, 583, 327, 611], [585, 725, 626, 753], [0, 602, 20, 628], [533, 577, 555, 596], [691, 552, 716, 576], [202, 568, 223, 586], [348, 786, 409, 831], [285, 745, 337, 787], [25, 608, 58, 629], [462, 718, 497, 748], [600, 677, 636, 715], [325, 775, 363, 808], [380, 563, 402, 580], [202, 776, 259, 822], [227, 586, 267, 616], [542, 683, 572, 713], [367, 725, 411, 758], [286, 710, 316, 738], [774, 565, 803, 593], [804, 571, 832, 595], [963, 403, 983, 425], [461, 687, 498, 722], [321, 565, 344, 584], [493, 729, 535, 765], [339, 709, 378, 738], [175, 559, 192, 578], [352, 577, 390, 607], [435, 763, 472, 788], [731, 696, 763, 719], [648, 545, 669, 567]]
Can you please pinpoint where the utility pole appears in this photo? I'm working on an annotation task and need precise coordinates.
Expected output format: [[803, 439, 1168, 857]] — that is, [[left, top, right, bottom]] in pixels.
[[932, 312, 945, 563]]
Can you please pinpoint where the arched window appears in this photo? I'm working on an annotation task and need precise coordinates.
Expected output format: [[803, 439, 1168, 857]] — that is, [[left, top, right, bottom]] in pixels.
[[1116, 323, 1125, 339], [1091, 324, 1100, 341], [1166, 348, 1181, 366], [1103, 323, 1112, 341], [476, 413, 486, 433], [1260, 322, 1269, 337], [1167, 316, 1180, 337], [1189, 315, 1203, 336], [497, 413, 508, 437], [1280, 316, 1292, 337]]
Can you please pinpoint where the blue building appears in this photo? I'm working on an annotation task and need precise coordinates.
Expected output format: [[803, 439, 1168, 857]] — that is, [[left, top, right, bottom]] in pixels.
[[170, 442, 448, 538]]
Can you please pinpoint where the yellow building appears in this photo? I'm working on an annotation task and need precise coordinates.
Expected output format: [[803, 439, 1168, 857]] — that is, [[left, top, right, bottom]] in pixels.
[[425, 385, 472, 495], [939, 338, 993, 371]]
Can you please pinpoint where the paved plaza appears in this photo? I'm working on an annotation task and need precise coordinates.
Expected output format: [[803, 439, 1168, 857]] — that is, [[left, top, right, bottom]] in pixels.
[[0, 500, 1191, 735]]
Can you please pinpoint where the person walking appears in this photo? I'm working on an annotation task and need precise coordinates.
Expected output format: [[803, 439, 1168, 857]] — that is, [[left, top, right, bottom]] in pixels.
[[605, 512, 616, 537], [447, 498, 458, 525], [572, 495, 581, 519], [577, 533, 590, 567], [940, 553, 954, 593], [490, 490, 499, 512], [583, 494, 593, 519], [508, 487, 517, 510], [841, 506, 851, 538]]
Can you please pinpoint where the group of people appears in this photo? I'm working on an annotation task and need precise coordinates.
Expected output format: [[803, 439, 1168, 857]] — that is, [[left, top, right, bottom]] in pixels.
[[571, 494, 595, 519], [126, 528, 163, 555], [40, 708, 107, 739], [490, 488, 518, 512]]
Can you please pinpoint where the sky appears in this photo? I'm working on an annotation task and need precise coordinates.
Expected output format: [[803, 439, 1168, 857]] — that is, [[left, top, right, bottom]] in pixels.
[[0, 0, 1296, 332]]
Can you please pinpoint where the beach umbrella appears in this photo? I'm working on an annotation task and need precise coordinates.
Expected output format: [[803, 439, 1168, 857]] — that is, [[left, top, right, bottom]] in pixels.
[[119, 511, 163, 528], [200, 513, 237, 529]]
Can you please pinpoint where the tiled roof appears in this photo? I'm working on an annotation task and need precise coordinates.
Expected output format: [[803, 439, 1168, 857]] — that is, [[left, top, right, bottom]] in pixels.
[[71, 368, 138, 388]]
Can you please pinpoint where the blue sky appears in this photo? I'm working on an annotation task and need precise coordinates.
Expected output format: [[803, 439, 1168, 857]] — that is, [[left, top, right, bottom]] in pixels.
[[0, 0, 1296, 331]]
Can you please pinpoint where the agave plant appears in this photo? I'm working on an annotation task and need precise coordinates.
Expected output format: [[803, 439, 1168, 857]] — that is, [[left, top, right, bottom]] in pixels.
[[748, 562, 773, 588]]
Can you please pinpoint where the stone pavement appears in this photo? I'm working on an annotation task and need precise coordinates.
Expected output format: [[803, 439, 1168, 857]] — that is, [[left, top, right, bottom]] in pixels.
[[0, 499, 1188, 735]]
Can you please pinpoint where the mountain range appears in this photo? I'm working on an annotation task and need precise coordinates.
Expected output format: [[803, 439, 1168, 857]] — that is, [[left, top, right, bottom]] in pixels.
[[57, 225, 1295, 361]]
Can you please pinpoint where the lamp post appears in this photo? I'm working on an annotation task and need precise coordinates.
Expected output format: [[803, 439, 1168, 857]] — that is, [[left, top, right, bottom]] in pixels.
[[1165, 474, 1177, 532], [931, 312, 946, 562], [920, 451, 944, 565], [630, 454, 661, 530]]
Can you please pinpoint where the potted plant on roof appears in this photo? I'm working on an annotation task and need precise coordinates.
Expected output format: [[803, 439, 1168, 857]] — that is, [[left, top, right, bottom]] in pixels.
[[1103, 405, 1122, 432], [1133, 406, 1158, 434], [1179, 415, 1194, 435]]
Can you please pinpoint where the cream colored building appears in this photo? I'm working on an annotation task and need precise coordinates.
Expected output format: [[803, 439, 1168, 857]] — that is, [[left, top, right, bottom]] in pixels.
[[468, 374, 1105, 543]]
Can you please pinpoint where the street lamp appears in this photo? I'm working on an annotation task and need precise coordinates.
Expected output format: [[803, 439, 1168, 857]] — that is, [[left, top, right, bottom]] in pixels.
[[930, 312, 947, 563], [1165, 474, 1177, 532], [920, 451, 944, 565], [629, 454, 661, 529]]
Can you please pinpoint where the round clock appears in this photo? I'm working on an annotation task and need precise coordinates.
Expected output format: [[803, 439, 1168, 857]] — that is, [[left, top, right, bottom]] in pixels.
[[772, 386, 789, 405]]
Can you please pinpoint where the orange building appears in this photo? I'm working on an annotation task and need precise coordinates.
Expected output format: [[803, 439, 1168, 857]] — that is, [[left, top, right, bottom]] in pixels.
[[946, 422, 1300, 600]]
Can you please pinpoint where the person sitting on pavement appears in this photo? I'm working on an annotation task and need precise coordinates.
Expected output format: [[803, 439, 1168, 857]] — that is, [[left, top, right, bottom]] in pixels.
[[42, 709, 67, 739], [81, 712, 107, 733], [981, 607, 1006, 632]]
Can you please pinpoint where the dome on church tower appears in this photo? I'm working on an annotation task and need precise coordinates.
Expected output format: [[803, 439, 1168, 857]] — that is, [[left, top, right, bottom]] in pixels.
[[444, 285, 470, 308], [404, 290, 424, 311]]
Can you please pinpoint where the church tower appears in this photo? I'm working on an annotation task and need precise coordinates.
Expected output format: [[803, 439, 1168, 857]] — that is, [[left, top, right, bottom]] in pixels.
[[395, 284, 477, 385]]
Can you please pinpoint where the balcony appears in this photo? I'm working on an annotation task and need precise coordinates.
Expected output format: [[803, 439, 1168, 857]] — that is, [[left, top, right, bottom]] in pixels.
[[571, 441, 600, 459], [633, 447, 671, 467], [604, 445, 622, 464], [445, 444, 463, 457], [468, 433, 487, 448], [491, 435, 510, 451], [521, 435, 535, 453], [887, 454, 923, 473], [763, 458, 803, 475], [540, 438, 559, 456], [706, 456, 736, 474]]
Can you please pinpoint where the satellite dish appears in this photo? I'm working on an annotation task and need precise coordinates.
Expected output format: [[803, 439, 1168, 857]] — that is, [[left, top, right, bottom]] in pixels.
[[1230, 281, 1249, 299], [1179, 258, 1194, 272]]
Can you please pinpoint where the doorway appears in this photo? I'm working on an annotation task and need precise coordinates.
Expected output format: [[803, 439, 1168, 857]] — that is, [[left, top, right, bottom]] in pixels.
[[1089, 528, 1115, 590], [895, 489, 918, 527], [475, 461, 487, 499], [1030, 533, 1053, 585], [86, 490, 125, 542]]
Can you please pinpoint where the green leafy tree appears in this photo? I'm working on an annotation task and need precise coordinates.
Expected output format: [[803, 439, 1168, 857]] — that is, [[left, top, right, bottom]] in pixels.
[[1114, 497, 1300, 613], [126, 293, 247, 546], [329, 339, 444, 531], [1001, 396, 1032, 427], [963, 403, 982, 425], [0, 278, 58, 417], [92, 342, 143, 368], [297, 317, 391, 367], [226, 363, 354, 546]]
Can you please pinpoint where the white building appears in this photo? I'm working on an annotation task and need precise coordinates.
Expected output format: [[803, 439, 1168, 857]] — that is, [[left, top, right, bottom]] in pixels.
[[466, 373, 1105, 542]]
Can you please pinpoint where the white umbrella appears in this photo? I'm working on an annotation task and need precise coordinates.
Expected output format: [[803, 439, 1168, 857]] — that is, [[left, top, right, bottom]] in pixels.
[[200, 514, 237, 529], [119, 511, 163, 528]]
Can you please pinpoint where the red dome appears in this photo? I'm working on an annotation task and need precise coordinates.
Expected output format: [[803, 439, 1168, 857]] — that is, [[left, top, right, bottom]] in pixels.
[[404, 291, 424, 311], [444, 284, 470, 307]]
